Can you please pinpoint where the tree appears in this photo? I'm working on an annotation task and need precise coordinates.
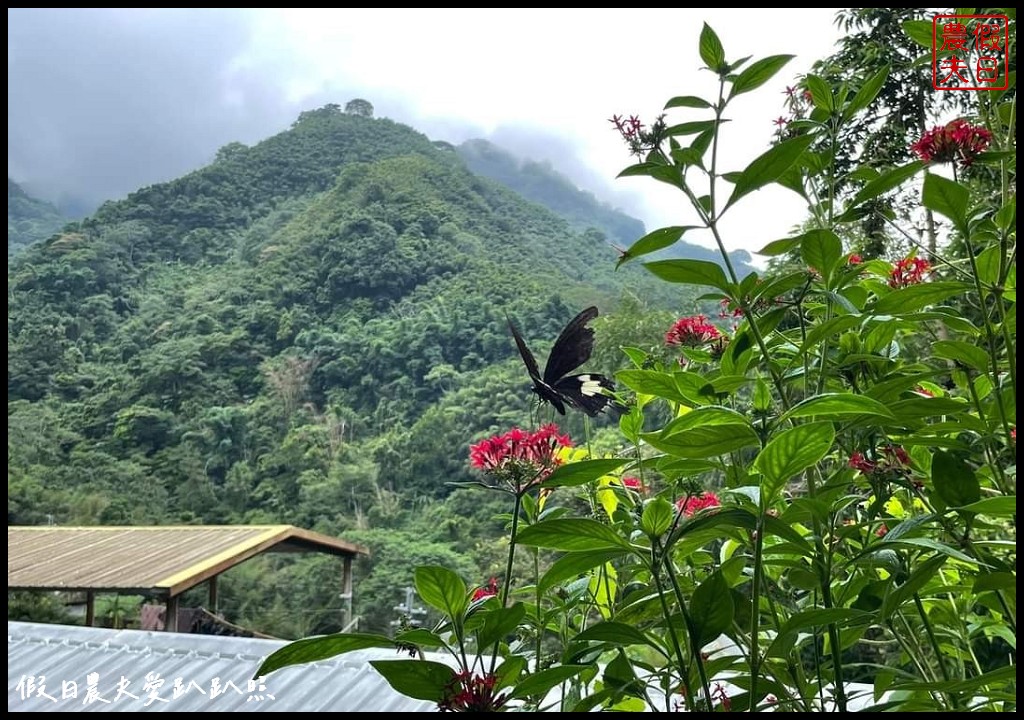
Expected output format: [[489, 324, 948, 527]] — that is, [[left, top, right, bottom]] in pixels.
[[344, 98, 374, 118]]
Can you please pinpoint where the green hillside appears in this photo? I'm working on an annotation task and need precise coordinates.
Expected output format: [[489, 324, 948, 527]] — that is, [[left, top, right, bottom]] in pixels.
[[458, 138, 755, 273], [7, 105, 688, 634], [8, 179, 67, 259]]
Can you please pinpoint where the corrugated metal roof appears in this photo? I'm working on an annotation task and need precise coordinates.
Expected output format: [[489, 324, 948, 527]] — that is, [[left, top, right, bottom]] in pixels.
[[8, 526, 367, 596], [7, 621, 439, 712]]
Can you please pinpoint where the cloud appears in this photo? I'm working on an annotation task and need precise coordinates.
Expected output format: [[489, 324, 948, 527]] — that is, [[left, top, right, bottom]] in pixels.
[[8, 9, 295, 210], [8, 7, 843, 253]]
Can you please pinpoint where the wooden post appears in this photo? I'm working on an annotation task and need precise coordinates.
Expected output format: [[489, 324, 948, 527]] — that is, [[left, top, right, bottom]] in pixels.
[[85, 591, 95, 627], [208, 576, 218, 614], [165, 594, 179, 632], [342, 555, 354, 629]]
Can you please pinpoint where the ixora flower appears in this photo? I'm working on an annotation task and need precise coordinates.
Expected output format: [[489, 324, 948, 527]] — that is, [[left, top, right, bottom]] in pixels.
[[621, 476, 646, 493], [848, 445, 912, 477], [911, 118, 992, 168], [665, 315, 722, 347], [438, 672, 509, 713], [471, 577, 499, 602], [469, 424, 572, 492], [675, 491, 721, 517], [889, 256, 931, 288]]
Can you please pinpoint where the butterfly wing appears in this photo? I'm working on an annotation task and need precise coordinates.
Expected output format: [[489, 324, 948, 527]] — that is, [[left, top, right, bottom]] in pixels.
[[542, 306, 599, 385], [507, 314, 542, 384], [552, 373, 615, 417]]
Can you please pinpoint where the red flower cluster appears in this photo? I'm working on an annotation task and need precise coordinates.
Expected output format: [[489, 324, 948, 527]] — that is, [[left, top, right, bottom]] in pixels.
[[665, 315, 721, 347], [609, 114, 643, 139], [718, 298, 744, 319], [469, 425, 571, 489], [675, 491, 721, 517], [471, 577, 499, 602], [438, 672, 508, 712], [621, 476, 646, 493], [911, 118, 993, 168], [848, 253, 863, 265], [889, 256, 931, 288], [848, 445, 912, 476]]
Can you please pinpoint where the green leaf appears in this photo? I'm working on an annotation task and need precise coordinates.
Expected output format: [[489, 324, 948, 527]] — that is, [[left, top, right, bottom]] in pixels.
[[665, 95, 712, 109], [753, 378, 772, 412], [730, 54, 794, 98], [662, 406, 750, 435], [804, 75, 835, 112], [843, 64, 890, 118], [642, 423, 759, 459], [902, 19, 936, 47], [573, 621, 662, 650], [757, 235, 802, 257], [689, 570, 734, 648], [922, 174, 969, 232], [617, 369, 691, 405], [973, 571, 1017, 592], [726, 135, 814, 210], [783, 393, 895, 420], [494, 655, 527, 691], [666, 120, 718, 136], [873, 281, 970, 314], [369, 659, 454, 702], [510, 665, 592, 700], [415, 566, 468, 620], [396, 628, 446, 648], [477, 602, 526, 649], [516, 519, 632, 552], [643, 258, 732, 294], [616, 226, 697, 267], [699, 23, 726, 71], [931, 340, 991, 372], [755, 422, 835, 502], [958, 497, 1017, 516], [640, 497, 676, 537], [845, 161, 923, 211], [800, 228, 843, 284], [256, 632, 395, 678], [539, 458, 631, 489], [932, 450, 981, 507], [767, 609, 870, 658], [539, 550, 625, 594], [881, 555, 947, 620]]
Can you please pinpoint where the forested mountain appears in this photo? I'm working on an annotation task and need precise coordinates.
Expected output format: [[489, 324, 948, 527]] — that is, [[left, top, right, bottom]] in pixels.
[[458, 138, 755, 273], [8, 104, 692, 635], [8, 179, 67, 259]]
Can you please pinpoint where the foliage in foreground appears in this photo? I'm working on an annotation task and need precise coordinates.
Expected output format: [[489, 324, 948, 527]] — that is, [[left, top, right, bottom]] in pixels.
[[258, 17, 1016, 712]]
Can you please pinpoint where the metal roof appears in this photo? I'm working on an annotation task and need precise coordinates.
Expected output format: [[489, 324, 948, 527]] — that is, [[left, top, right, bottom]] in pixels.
[[8, 621, 438, 712], [7, 526, 368, 597]]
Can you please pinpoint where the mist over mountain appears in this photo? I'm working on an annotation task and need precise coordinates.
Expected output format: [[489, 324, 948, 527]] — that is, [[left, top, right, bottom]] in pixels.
[[458, 139, 754, 274], [8, 178, 67, 259]]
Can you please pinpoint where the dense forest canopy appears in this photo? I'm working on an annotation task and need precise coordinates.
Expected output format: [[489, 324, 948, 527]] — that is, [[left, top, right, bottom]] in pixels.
[[7, 104, 696, 635]]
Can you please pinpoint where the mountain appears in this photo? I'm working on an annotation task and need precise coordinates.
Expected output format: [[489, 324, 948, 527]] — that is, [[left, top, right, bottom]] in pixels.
[[8, 179, 67, 259], [8, 105, 704, 634], [457, 139, 754, 274]]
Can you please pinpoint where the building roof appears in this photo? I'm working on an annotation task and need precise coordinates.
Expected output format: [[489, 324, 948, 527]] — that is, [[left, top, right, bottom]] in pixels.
[[7, 621, 438, 712], [7, 526, 368, 597]]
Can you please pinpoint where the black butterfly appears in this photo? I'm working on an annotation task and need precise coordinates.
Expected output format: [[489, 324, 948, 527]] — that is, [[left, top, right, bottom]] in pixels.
[[508, 306, 616, 417]]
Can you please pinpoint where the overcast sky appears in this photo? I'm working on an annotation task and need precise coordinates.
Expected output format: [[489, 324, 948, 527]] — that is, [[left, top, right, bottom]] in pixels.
[[8, 8, 845, 255]]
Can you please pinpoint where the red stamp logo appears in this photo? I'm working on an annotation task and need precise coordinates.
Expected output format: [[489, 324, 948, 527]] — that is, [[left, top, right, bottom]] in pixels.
[[932, 14, 1009, 90]]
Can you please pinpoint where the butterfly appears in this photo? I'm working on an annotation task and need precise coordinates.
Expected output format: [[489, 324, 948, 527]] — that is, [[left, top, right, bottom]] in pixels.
[[507, 306, 616, 417]]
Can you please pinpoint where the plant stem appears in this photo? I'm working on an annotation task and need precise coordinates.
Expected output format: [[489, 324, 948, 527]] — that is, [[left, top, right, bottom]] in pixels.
[[660, 544, 714, 709], [651, 548, 694, 711], [489, 492, 522, 674], [748, 514, 765, 712]]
